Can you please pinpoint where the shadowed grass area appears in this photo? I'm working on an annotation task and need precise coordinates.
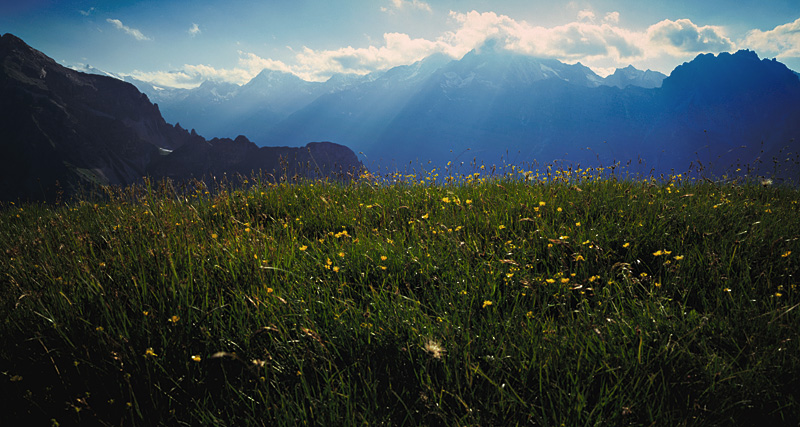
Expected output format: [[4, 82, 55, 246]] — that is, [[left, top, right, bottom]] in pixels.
[[1, 165, 799, 425]]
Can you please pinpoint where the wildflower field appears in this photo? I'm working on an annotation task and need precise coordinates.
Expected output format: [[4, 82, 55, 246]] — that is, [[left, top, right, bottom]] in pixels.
[[1, 166, 799, 425]]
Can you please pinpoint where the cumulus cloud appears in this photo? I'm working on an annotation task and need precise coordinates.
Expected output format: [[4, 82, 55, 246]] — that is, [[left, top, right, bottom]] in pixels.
[[577, 10, 595, 23], [742, 17, 800, 58], [443, 10, 644, 63], [604, 12, 620, 24], [128, 67, 236, 89], [647, 19, 733, 54], [188, 23, 201, 37], [382, 0, 432, 13], [107, 18, 151, 41], [127, 52, 292, 88], [288, 32, 443, 80]]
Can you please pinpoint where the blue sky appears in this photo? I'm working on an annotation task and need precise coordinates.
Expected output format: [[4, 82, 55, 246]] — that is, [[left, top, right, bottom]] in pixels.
[[2, 0, 799, 88]]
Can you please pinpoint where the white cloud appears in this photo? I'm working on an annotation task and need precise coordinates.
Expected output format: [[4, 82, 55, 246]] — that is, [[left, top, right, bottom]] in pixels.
[[107, 18, 151, 41], [188, 23, 201, 37], [127, 52, 294, 88], [742, 17, 800, 58], [79, 7, 95, 16], [237, 52, 294, 75], [577, 10, 596, 23], [646, 19, 733, 55], [444, 11, 645, 63], [288, 32, 443, 80], [604, 12, 620, 24], [383, 0, 432, 13]]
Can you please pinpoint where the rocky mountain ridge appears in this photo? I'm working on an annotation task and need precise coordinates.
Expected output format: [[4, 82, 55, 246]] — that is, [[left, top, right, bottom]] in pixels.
[[0, 33, 361, 202]]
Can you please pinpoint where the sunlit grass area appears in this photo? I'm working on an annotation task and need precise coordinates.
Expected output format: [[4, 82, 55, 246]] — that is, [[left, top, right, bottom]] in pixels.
[[1, 165, 799, 425]]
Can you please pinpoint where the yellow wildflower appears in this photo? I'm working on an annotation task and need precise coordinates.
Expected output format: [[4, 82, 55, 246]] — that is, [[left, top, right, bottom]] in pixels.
[[482, 300, 493, 308]]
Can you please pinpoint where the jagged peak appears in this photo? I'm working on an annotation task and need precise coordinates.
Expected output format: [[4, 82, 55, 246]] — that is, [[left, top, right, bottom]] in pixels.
[[665, 49, 798, 87], [1, 33, 26, 45], [250, 68, 306, 83], [233, 135, 251, 144]]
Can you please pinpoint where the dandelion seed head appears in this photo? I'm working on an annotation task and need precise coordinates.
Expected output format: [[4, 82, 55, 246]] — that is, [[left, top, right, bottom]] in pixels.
[[424, 339, 446, 359]]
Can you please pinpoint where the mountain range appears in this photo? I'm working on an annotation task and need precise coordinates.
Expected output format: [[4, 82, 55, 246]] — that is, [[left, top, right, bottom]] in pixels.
[[126, 42, 799, 178], [127, 49, 667, 152], [4, 31, 799, 204], [0, 33, 361, 202]]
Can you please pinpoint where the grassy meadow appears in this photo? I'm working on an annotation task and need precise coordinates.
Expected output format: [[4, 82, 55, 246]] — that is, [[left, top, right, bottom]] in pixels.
[[1, 165, 799, 425]]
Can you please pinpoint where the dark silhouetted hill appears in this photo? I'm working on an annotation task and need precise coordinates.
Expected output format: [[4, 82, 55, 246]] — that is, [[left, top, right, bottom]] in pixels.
[[0, 34, 361, 202]]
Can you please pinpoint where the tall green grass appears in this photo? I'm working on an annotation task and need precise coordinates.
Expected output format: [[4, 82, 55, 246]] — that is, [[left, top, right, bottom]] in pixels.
[[1, 166, 799, 425]]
